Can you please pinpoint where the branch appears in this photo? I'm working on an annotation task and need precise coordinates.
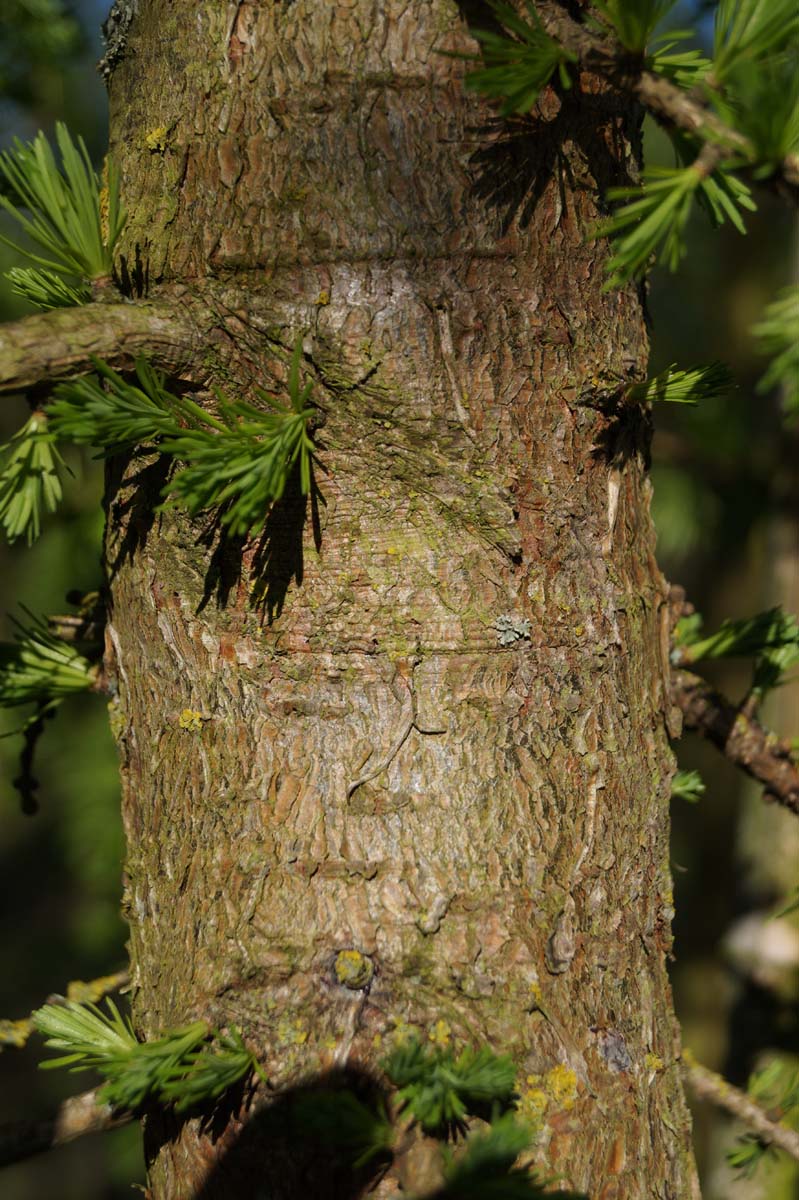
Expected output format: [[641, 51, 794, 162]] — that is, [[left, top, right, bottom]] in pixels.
[[0, 1088, 132, 1168], [0, 969, 129, 1050], [672, 669, 799, 816], [537, 2, 799, 198], [0, 300, 201, 394], [682, 1054, 799, 1165]]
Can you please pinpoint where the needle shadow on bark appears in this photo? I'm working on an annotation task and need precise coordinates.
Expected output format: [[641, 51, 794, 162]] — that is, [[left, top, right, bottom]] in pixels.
[[590, 405, 652, 472], [116, 243, 149, 300], [248, 463, 324, 624], [104, 453, 173, 580], [453, 0, 587, 23], [196, 520, 246, 612], [197, 458, 322, 617], [468, 114, 576, 235], [453, 0, 504, 35], [468, 97, 637, 237]]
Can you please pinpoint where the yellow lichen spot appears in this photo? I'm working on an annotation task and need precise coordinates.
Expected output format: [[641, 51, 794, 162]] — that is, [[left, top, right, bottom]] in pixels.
[[0, 1018, 33, 1048], [315, 291, 330, 306], [277, 1017, 309, 1046], [529, 981, 544, 1011], [334, 949, 374, 990], [107, 699, 126, 740], [178, 708, 204, 732], [644, 1052, 665, 1073], [144, 126, 168, 153], [516, 1084, 549, 1129], [428, 1018, 452, 1047], [389, 1018, 415, 1046], [67, 971, 127, 1004], [372, 1032, 383, 1049], [544, 1064, 578, 1110], [323, 1035, 339, 1050], [386, 546, 398, 556]]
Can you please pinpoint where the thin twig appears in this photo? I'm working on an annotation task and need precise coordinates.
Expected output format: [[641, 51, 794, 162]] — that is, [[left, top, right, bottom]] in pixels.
[[0, 1089, 132, 1168], [682, 1054, 799, 1164], [672, 669, 799, 816]]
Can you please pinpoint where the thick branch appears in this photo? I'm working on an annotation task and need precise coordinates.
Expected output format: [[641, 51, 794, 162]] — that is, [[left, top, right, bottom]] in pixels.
[[683, 1055, 799, 1165], [0, 1089, 132, 1168], [0, 300, 201, 394], [672, 669, 799, 816], [537, 2, 799, 197]]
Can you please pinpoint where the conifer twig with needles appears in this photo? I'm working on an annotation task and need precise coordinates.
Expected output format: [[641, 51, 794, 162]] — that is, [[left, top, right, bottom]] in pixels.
[[682, 1053, 799, 1167]]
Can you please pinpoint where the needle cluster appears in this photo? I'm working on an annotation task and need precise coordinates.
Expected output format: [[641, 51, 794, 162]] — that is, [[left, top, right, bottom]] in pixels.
[[0, 123, 125, 306], [33, 998, 259, 1113], [464, 0, 799, 299], [0, 413, 64, 545], [383, 1038, 516, 1133], [47, 344, 317, 538], [0, 609, 95, 710], [673, 606, 799, 708]]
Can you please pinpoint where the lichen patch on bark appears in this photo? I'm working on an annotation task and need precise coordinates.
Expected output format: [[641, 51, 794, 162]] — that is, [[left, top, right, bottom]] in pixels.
[[102, 2, 697, 1196]]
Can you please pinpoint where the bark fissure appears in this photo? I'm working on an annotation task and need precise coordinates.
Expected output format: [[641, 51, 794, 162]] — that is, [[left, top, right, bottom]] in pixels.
[[94, 2, 699, 1195]]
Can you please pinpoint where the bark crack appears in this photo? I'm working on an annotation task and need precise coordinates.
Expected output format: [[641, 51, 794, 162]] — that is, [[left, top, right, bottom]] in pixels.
[[346, 659, 418, 799]]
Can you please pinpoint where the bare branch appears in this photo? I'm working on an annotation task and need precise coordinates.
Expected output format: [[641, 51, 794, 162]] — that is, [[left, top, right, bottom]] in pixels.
[[536, 2, 799, 199], [672, 669, 799, 816], [0, 1088, 132, 1168], [0, 300, 201, 394], [682, 1054, 799, 1165]]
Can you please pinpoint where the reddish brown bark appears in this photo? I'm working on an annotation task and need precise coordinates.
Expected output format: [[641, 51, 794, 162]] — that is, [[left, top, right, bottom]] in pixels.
[[86, 1, 702, 1195]]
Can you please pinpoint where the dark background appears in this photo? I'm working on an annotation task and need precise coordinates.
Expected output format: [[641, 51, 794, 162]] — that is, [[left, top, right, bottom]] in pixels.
[[0, 3, 796, 1196]]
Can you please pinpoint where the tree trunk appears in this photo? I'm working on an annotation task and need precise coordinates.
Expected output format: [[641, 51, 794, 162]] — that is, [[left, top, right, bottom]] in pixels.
[[102, 2, 698, 1195]]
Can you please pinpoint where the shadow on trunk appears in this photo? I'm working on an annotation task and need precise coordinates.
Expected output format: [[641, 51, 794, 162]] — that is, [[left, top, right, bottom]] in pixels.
[[146, 1069, 392, 1200]]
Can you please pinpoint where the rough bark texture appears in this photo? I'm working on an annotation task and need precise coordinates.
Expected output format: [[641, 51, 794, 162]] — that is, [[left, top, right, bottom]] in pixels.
[[0, 299, 201, 391], [101, 2, 698, 1196]]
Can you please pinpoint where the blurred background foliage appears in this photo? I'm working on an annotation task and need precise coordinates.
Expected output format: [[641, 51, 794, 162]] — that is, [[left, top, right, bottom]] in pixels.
[[0, 2, 141, 1196], [0, 1, 796, 1197]]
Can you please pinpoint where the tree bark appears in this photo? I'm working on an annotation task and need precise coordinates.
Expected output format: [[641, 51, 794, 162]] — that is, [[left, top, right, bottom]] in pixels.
[[98, 2, 698, 1195]]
